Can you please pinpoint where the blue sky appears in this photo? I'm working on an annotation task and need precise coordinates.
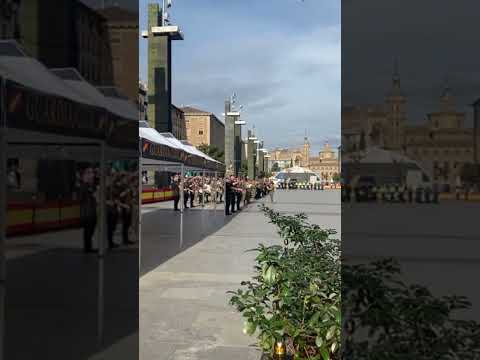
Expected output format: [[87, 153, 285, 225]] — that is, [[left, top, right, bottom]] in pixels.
[[139, 0, 340, 153]]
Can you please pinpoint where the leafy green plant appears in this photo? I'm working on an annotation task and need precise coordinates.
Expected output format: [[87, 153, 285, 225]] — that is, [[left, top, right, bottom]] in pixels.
[[229, 205, 341, 359], [343, 258, 480, 359]]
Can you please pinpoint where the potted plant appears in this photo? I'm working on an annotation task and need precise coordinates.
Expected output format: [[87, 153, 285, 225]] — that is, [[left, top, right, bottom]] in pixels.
[[229, 205, 341, 359]]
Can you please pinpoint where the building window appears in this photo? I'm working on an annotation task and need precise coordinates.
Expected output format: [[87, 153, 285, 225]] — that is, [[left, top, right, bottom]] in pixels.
[[198, 130, 204, 135]]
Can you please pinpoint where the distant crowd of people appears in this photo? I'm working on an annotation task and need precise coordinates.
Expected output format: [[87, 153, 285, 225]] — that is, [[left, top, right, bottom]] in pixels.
[[341, 183, 441, 204], [77, 166, 138, 254], [169, 175, 275, 214], [277, 179, 331, 190]]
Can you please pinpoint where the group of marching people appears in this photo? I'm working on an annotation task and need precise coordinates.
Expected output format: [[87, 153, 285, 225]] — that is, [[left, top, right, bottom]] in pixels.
[[342, 183, 441, 204], [277, 180, 326, 190], [169, 175, 276, 214]]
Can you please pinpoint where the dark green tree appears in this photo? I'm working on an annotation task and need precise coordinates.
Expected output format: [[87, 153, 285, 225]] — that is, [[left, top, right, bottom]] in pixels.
[[198, 143, 225, 162]]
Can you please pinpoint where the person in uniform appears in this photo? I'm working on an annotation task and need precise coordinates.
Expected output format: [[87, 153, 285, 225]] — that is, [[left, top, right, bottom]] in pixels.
[[455, 175, 462, 200], [172, 175, 180, 211], [79, 167, 97, 253], [183, 177, 190, 209], [408, 184, 413, 203], [235, 179, 242, 211], [106, 176, 120, 249], [119, 175, 135, 245], [267, 180, 275, 203], [225, 175, 235, 215], [189, 178, 196, 208]]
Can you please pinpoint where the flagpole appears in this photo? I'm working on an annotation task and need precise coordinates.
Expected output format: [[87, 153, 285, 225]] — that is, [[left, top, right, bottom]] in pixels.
[[162, 0, 165, 26]]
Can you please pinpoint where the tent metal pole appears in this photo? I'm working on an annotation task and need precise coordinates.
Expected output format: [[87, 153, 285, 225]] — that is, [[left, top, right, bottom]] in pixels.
[[0, 76, 7, 360], [214, 171, 217, 209], [223, 172, 227, 211], [202, 167, 205, 208], [138, 152, 142, 273], [180, 163, 185, 213], [98, 142, 107, 255]]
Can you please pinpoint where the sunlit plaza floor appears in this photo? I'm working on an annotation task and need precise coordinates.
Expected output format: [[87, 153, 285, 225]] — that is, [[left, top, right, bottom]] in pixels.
[[139, 190, 340, 360]]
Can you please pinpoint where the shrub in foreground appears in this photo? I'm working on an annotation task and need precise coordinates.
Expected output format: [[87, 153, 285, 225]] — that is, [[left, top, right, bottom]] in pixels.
[[229, 205, 341, 359]]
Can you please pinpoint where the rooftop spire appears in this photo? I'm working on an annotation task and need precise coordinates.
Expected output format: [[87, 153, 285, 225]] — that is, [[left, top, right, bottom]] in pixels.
[[442, 74, 452, 97], [393, 56, 399, 79], [390, 56, 402, 95]]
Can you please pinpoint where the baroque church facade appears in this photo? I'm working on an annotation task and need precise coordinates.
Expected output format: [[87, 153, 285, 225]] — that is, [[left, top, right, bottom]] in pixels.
[[270, 139, 340, 181], [342, 64, 475, 189]]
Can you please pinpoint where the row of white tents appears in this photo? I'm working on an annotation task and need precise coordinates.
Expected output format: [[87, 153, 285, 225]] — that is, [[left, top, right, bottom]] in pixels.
[[0, 40, 225, 349], [0, 39, 224, 264]]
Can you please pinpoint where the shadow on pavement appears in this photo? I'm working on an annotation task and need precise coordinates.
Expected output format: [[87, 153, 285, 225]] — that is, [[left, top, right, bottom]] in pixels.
[[140, 207, 237, 277], [5, 245, 138, 360]]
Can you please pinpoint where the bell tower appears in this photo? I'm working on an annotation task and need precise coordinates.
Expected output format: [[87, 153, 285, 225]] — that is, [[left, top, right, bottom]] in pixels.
[[303, 130, 310, 167], [385, 57, 407, 150]]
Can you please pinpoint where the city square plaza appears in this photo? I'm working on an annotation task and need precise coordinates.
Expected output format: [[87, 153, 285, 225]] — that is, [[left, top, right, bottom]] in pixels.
[[139, 189, 340, 360], [139, 188, 480, 359]]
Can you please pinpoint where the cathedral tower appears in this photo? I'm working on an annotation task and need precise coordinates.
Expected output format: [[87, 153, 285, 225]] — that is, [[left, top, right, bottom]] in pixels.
[[303, 133, 310, 167], [385, 58, 407, 149]]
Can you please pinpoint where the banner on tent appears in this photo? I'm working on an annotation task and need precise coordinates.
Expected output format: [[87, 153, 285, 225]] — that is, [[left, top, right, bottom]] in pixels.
[[5, 80, 107, 139], [141, 137, 184, 163]]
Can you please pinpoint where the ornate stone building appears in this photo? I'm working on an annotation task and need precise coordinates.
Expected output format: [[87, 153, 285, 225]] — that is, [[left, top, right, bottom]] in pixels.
[[342, 64, 475, 189], [269, 138, 340, 180], [309, 143, 340, 180]]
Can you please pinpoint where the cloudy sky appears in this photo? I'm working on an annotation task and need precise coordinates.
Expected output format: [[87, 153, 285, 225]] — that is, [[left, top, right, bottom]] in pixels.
[[139, 0, 340, 153], [343, 0, 480, 126]]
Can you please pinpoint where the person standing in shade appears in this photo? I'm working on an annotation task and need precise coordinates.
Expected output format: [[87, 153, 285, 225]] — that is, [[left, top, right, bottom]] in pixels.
[[189, 179, 196, 208], [183, 178, 190, 209], [225, 175, 234, 215], [172, 175, 180, 211], [106, 178, 120, 249], [119, 178, 135, 245], [235, 179, 243, 211], [465, 181, 470, 201], [455, 175, 462, 200], [79, 167, 97, 253]]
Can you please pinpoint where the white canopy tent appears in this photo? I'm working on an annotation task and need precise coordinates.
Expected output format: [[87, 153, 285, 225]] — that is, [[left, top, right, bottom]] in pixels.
[[342, 147, 431, 185], [274, 166, 321, 183], [139, 123, 225, 211], [0, 41, 140, 352], [343, 147, 430, 173]]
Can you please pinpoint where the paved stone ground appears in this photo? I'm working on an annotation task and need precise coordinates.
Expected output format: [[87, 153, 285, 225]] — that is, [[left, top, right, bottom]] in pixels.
[[140, 190, 340, 360], [343, 199, 480, 321]]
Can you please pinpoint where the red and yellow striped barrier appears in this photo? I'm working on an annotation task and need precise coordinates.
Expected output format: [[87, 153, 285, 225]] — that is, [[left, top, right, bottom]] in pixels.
[[439, 192, 480, 201], [141, 187, 174, 204], [6, 187, 186, 236], [7, 200, 81, 236], [323, 184, 341, 189]]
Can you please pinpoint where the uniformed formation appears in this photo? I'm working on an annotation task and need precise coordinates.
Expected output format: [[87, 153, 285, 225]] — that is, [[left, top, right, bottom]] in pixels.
[[169, 175, 276, 214], [277, 180, 327, 190], [341, 183, 441, 204]]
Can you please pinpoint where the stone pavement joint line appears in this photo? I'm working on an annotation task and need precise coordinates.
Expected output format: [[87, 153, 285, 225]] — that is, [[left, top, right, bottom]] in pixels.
[[140, 191, 340, 360]]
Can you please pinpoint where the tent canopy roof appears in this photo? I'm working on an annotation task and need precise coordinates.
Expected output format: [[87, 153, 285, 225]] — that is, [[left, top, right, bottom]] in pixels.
[[0, 41, 91, 105]]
